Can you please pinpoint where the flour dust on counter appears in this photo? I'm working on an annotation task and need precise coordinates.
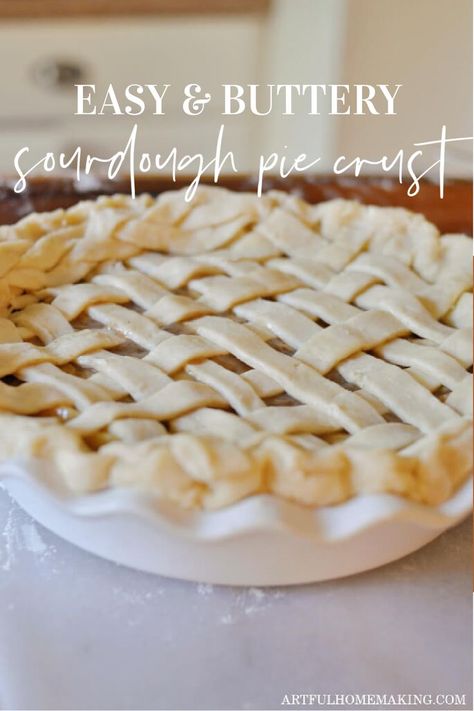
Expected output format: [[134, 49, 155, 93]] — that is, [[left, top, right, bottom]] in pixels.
[[1, 495, 56, 574]]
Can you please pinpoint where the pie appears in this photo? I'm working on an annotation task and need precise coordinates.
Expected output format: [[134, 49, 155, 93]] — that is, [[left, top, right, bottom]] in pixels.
[[0, 186, 471, 510]]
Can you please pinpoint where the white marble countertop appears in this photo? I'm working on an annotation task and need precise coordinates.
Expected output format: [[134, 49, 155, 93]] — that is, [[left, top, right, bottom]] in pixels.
[[0, 487, 472, 711]]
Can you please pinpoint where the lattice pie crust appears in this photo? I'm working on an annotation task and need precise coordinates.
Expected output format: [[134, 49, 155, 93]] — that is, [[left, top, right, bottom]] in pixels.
[[0, 186, 471, 509]]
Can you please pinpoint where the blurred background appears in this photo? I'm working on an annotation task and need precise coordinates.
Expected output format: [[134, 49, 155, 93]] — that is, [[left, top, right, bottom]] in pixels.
[[0, 0, 471, 179]]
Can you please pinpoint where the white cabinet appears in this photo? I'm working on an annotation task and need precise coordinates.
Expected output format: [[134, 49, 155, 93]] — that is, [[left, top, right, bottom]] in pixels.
[[0, 1, 468, 179], [0, 16, 265, 172]]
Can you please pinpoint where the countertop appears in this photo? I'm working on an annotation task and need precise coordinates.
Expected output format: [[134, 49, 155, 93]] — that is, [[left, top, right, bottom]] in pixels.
[[0, 488, 472, 711]]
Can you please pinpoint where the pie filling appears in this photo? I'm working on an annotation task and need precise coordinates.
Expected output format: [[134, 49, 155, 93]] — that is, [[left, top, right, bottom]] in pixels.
[[0, 186, 472, 509]]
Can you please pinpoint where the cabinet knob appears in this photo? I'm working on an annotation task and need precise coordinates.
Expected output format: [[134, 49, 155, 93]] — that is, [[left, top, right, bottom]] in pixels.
[[31, 58, 88, 89]]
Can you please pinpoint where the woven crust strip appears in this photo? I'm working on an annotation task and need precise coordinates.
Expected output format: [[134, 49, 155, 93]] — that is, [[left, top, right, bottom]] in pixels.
[[0, 187, 471, 509]]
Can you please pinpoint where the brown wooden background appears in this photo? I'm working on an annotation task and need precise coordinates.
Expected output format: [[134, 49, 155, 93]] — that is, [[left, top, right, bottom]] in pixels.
[[0, 176, 471, 234], [0, 0, 270, 18]]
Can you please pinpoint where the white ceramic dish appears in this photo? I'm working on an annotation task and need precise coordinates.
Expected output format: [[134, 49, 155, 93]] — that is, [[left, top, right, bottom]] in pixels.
[[0, 458, 471, 586]]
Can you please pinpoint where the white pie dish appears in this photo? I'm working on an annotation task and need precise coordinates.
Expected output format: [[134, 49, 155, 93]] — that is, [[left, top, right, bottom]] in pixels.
[[0, 458, 471, 586]]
